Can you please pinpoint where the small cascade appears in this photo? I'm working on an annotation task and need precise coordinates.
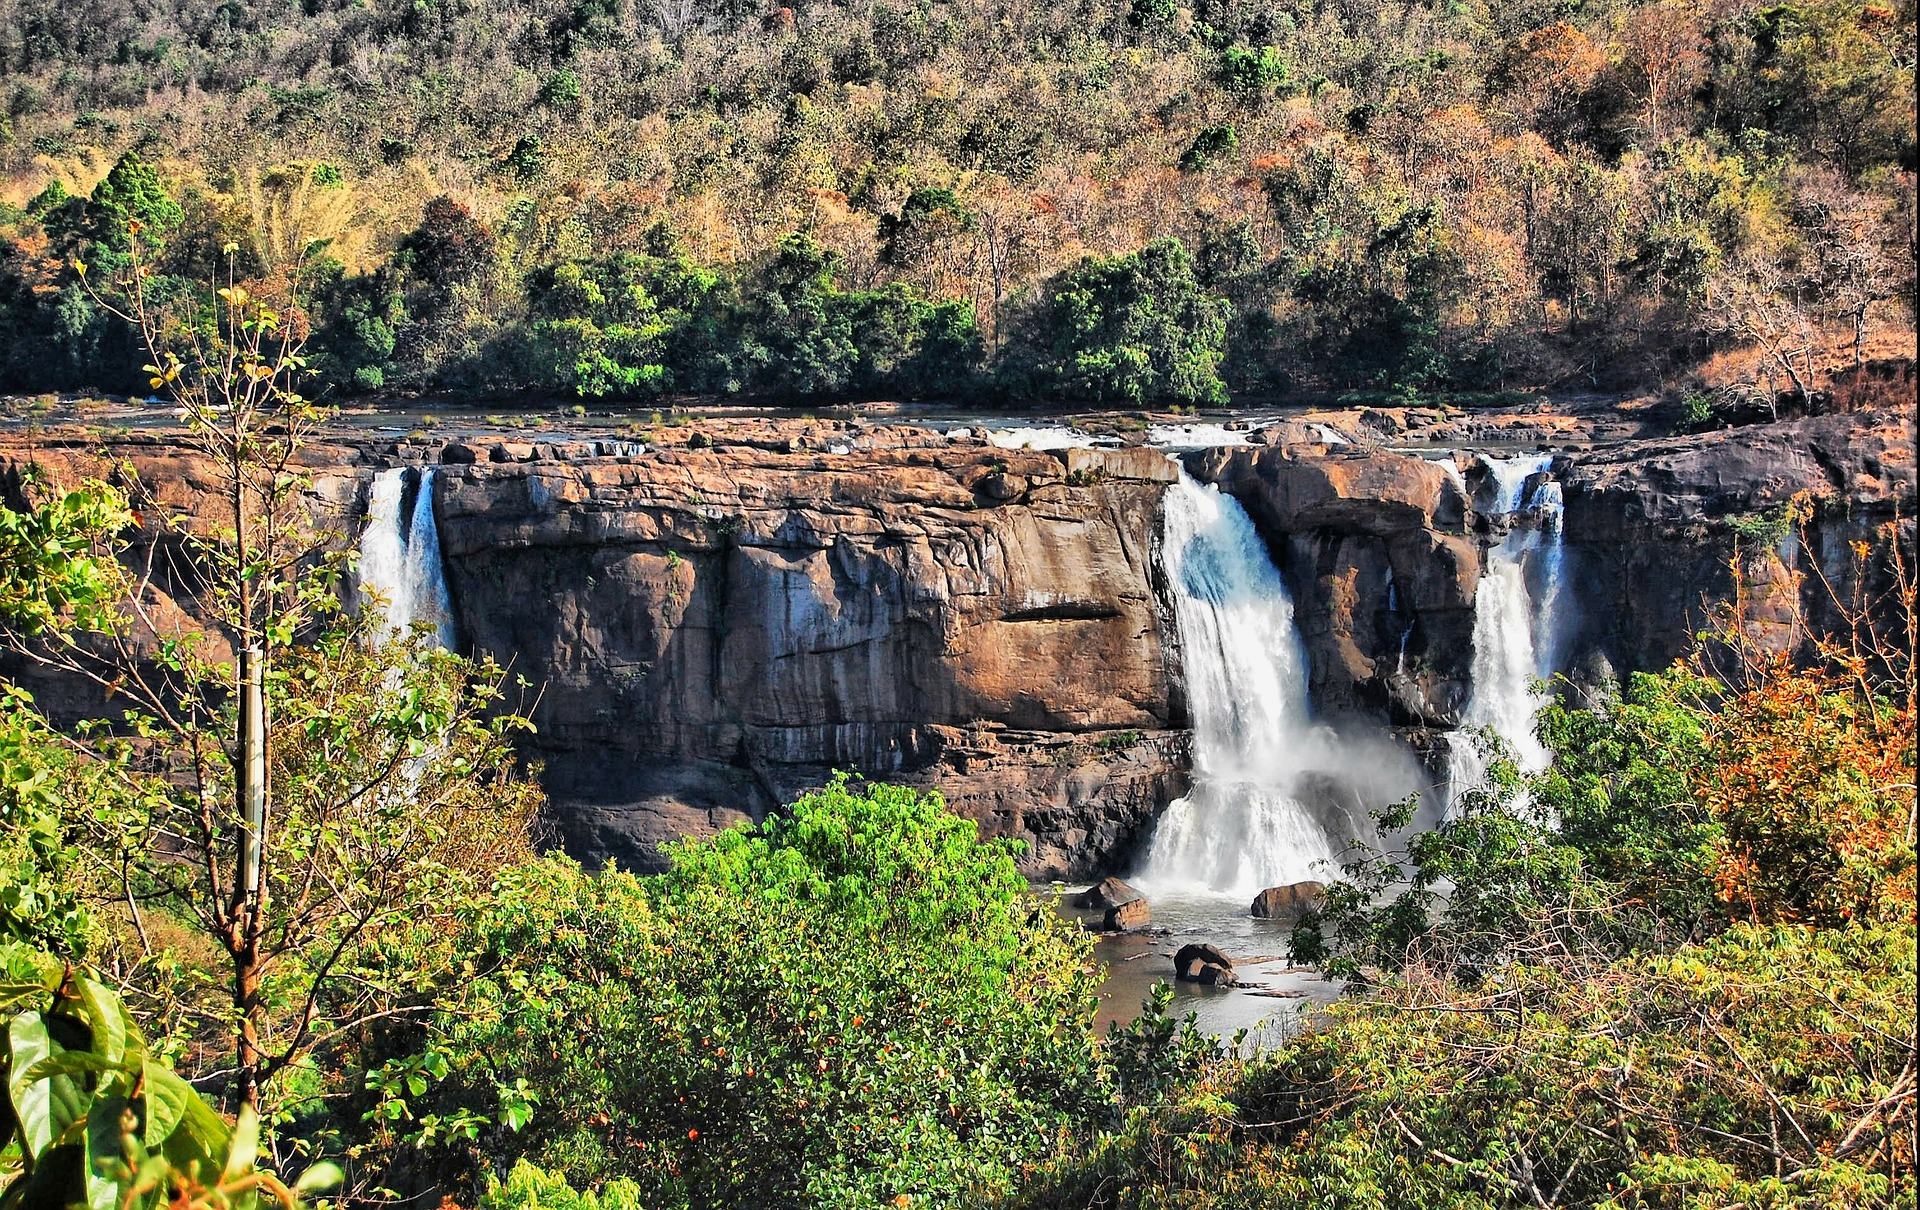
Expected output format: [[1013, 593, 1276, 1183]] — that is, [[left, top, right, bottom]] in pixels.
[[1426, 455, 1468, 499], [1447, 455, 1567, 806], [1478, 453, 1552, 514], [356, 466, 456, 649], [1525, 478, 1568, 679]]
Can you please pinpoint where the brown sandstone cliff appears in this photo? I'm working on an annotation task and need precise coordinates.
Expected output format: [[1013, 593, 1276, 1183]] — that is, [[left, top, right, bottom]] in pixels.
[[429, 431, 1188, 877], [1, 406, 1908, 881]]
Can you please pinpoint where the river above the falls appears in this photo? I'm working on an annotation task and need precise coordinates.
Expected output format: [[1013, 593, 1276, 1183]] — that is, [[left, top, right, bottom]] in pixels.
[[16, 395, 1593, 455], [1049, 888, 1344, 1045]]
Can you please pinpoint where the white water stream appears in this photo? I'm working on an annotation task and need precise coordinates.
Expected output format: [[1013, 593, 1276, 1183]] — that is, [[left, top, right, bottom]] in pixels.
[[1137, 473, 1418, 897], [356, 466, 456, 649], [1447, 456, 1568, 806]]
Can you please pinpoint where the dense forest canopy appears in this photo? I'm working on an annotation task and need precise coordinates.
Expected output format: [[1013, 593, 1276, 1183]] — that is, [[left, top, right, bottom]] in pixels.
[[0, 0, 1912, 403]]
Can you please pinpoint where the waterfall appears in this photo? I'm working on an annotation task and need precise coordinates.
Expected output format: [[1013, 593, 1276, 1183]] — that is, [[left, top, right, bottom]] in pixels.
[[1447, 456, 1567, 806], [1136, 474, 1344, 896], [356, 466, 455, 649]]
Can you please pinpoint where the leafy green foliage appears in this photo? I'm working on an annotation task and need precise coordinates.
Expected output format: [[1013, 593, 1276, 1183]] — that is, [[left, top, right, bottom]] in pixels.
[[479, 1161, 645, 1210], [0, 688, 108, 960], [1018, 924, 1916, 1209], [0, 0, 1909, 401], [1009, 238, 1229, 406], [0, 481, 132, 638], [0, 946, 339, 1209], [1533, 669, 1723, 933], [399, 777, 1103, 1208]]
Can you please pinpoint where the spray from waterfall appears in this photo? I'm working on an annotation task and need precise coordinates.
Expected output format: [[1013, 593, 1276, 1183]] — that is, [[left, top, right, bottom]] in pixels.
[[1138, 472, 1417, 897], [356, 466, 455, 649]]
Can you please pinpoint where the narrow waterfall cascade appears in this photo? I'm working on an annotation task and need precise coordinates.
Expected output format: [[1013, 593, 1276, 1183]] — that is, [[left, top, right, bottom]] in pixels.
[[1139, 473, 1416, 897], [1447, 456, 1568, 806], [356, 466, 456, 649]]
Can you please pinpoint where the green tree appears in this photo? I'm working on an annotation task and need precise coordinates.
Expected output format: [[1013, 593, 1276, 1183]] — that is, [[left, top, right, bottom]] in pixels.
[[1010, 238, 1229, 406], [0, 241, 542, 1119], [396, 778, 1104, 1209]]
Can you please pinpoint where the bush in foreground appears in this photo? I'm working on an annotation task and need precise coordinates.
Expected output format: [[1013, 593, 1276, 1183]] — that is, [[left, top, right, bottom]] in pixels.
[[399, 777, 1104, 1209]]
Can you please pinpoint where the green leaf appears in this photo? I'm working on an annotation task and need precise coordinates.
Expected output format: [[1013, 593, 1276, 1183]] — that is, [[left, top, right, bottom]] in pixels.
[[9, 1010, 80, 1159], [293, 1161, 344, 1194], [139, 1061, 193, 1151], [222, 1103, 259, 1184], [84, 1095, 132, 1210], [21, 1051, 117, 1082], [75, 980, 126, 1068]]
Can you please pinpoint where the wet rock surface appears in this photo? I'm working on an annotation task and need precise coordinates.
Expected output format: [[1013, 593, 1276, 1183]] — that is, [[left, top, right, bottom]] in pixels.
[[1077, 876, 1146, 910], [1251, 881, 1327, 918]]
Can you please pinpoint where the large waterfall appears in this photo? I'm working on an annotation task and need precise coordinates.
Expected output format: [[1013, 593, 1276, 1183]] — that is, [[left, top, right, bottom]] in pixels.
[[356, 467, 456, 649], [1137, 474, 1411, 896], [1448, 455, 1567, 804]]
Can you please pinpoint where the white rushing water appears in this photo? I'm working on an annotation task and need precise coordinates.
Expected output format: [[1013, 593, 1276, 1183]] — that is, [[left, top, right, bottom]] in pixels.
[[356, 466, 455, 649], [1447, 456, 1567, 807], [987, 426, 1106, 451], [1137, 473, 1418, 896]]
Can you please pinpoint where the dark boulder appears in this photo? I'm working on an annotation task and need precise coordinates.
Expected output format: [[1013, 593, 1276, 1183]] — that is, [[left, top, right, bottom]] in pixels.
[[1103, 898, 1150, 931], [1174, 942, 1235, 983]]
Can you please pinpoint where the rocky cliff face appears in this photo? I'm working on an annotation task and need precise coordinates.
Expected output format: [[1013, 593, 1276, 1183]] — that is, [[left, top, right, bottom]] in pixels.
[[1185, 409, 1914, 738], [430, 431, 1187, 877], [1561, 409, 1915, 671], [2, 407, 1909, 880], [1183, 442, 1479, 729]]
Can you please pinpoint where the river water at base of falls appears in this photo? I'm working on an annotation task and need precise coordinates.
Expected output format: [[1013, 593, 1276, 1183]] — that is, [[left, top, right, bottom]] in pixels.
[[356, 466, 456, 648]]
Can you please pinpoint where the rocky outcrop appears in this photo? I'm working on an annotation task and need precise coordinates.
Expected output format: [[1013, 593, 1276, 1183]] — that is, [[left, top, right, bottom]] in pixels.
[[1174, 942, 1236, 984], [1076, 876, 1146, 910], [430, 433, 1186, 877], [1562, 409, 1915, 671], [1186, 409, 1914, 735]]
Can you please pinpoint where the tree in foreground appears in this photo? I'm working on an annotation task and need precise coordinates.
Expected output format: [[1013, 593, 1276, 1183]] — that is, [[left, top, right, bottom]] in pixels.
[[0, 229, 542, 1139], [380, 777, 1105, 1210]]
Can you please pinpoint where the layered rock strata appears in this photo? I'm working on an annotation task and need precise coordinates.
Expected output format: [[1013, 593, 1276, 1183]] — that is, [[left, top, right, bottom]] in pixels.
[[429, 432, 1187, 877], [1, 406, 1909, 880]]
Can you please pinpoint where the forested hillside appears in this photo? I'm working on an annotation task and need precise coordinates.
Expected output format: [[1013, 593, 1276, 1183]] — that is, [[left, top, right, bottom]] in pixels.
[[0, 0, 1913, 403]]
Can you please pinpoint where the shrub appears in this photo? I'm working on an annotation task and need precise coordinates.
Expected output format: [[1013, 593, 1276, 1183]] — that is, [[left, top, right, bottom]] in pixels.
[[1019, 924, 1916, 1208], [1007, 238, 1229, 407]]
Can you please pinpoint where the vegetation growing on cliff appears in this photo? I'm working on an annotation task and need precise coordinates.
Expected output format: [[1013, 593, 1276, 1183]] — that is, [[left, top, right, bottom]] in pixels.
[[0, 0, 1912, 404]]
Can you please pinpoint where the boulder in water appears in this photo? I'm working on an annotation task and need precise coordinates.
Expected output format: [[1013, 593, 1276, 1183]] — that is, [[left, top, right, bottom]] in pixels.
[[1250, 881, 1326, 918], [1174, 942, 1235, 983], [1103, 899, 1150, 931], [1075, 877, 1144, 911]]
